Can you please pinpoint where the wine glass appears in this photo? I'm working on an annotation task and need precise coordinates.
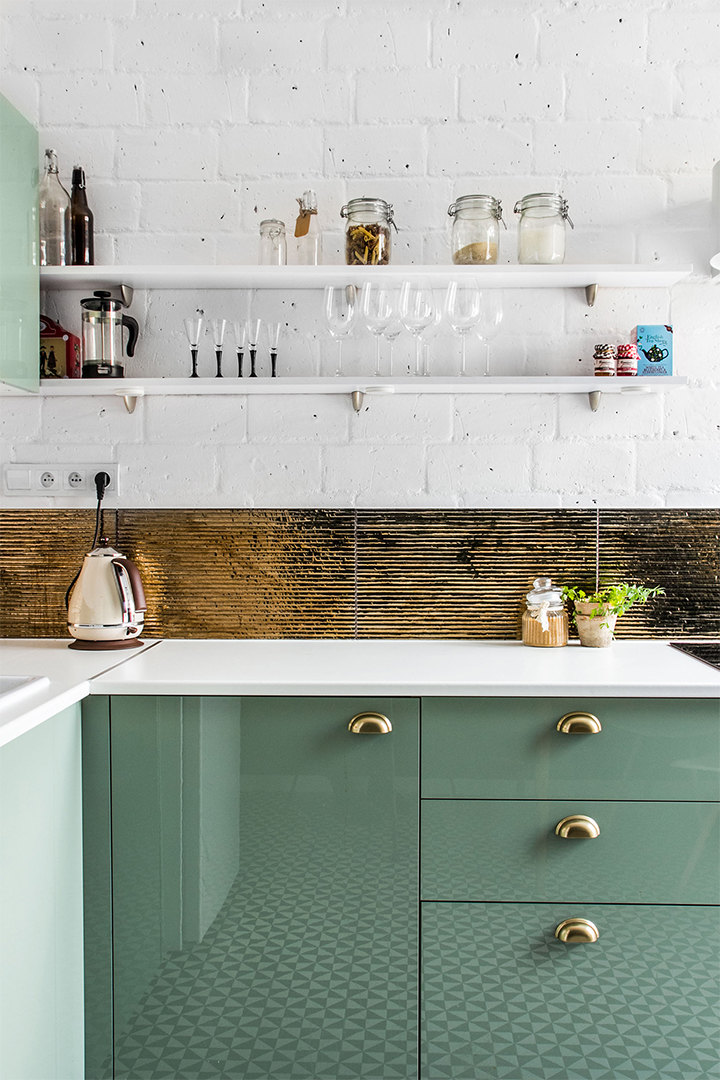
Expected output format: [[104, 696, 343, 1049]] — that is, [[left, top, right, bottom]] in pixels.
[[323, 285, 358, 376], [361, 283, 396, 377], [421, 301, 444, 377], [184, 317, 203, 378], [399, 280, 435, 376], [246, 318, 262, 378], [444, 279, 481, 376], [476, 291, 503, 376], [232, 320, 246, 378], [267, 321, 282, 378], [211, 319, 226, 378], [382, 321, 404, 376]]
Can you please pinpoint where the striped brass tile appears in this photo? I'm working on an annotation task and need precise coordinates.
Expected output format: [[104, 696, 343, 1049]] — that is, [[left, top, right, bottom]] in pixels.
[[356, 509, 597, 639], [1, 508, 717, 641], [117, 509, 355, 639]]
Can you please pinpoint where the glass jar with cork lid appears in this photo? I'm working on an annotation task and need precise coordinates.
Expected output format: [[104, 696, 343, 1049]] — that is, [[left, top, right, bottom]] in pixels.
[[448, 195, 505, 265], [521, 577, 568, 647]]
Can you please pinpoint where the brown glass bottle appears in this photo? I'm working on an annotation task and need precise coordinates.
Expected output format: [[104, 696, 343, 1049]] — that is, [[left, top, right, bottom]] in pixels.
[[70, 166, 94, 265]]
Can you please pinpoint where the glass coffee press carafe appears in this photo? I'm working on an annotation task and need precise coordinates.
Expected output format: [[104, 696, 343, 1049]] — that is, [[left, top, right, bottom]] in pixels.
[[81, 290, 139, 378]]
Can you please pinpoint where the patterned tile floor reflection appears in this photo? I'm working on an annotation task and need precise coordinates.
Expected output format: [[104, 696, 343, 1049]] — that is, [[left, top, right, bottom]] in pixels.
[[113, 802, 417, 1080]]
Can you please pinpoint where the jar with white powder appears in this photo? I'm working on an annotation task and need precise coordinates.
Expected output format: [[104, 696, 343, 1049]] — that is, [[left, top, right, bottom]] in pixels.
[[514, 193, 573, 265]]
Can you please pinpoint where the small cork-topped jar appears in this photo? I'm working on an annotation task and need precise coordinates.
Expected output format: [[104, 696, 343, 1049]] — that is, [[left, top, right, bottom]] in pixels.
[[522, 577, 569, 647]]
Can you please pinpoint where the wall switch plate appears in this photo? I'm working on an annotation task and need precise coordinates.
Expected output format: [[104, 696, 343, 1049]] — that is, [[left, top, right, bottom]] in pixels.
[[2, 464, 118, 497]]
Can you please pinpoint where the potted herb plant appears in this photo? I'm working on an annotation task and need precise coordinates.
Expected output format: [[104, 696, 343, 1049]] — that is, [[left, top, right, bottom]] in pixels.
[[562, 583, 665, 648]]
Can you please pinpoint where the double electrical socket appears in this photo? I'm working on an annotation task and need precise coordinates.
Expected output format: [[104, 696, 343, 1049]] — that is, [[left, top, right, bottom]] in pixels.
[[2, 464, 118, 497]]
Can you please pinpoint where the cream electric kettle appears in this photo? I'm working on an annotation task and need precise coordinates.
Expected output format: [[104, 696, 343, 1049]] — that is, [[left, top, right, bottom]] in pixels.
[[67, 540, 146, 649]]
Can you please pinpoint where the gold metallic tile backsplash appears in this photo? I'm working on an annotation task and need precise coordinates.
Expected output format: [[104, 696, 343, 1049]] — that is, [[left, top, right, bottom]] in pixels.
[[1, 509, 717, 640]]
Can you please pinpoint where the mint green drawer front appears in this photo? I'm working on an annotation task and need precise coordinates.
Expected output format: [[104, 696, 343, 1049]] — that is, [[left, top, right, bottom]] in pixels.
[[422, 697, 720, 801], [421, 799, 720, 904], [421, 902, 720, 1079]]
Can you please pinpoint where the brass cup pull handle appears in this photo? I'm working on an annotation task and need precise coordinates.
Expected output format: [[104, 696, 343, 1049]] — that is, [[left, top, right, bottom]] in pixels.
[[555, 814, 601, 839], [555, 918, 600, 943], [348, 712, 392, 735], [556, 711, 602, 734]]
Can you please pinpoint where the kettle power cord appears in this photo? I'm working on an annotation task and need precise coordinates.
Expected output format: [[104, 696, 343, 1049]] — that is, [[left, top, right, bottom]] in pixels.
[[64, 471, 111, 609]]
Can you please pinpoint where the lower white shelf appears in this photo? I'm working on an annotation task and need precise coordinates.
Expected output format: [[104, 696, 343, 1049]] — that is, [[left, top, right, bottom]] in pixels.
[[1, 375, 687, 413]]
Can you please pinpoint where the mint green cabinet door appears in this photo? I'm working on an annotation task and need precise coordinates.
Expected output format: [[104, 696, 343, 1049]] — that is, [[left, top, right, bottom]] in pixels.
[[421, 800, 720, 904], [0, 704, 84, 1080], [0, 94, 39, 391], [422, 902, 720, 1079], [422, 697, 720, 801], [102, 695, 419, 1080]]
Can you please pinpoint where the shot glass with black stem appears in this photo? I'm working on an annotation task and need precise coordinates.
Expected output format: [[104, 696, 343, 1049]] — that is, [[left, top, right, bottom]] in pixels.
[[267, 321, 282, 378], [232, 321, 246, 377], [246, 318, 261, 378], [184, 317, 203, 378], [211, 319, 226, 378]]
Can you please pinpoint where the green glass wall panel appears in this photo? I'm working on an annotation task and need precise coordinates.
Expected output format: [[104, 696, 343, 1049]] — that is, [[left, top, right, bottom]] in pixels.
[[0, 94, 39, 391], [422, 697, 720, 801], [421, 799, 720, 904], [422, 902, 720, 1080], [0, 704, 84, 1080], [106, 695, 419, 1079]]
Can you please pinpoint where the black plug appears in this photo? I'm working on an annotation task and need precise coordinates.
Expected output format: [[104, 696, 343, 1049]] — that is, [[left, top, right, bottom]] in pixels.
[[95, 471, 111, 501]]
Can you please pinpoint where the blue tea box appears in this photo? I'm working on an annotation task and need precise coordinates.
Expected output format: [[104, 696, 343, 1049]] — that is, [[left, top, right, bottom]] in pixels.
[[633, 325, 673, 375]]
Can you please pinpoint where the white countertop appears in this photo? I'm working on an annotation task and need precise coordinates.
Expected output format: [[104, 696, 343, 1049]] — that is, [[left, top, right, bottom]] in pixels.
[[92, 638, 719, 698], [1, 638, 717, 747], [0, 639, 159, 747]]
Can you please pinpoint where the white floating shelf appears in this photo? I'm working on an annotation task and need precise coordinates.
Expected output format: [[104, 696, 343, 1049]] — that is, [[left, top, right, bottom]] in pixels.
[[39, 263, 692, 293], [1, 375, 688, 414], [15, 376, 686, 397]]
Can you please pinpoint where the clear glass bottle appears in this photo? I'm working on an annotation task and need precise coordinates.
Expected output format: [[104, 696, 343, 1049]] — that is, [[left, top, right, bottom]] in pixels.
[[514, 193, 573, 265], [340, 197, 394, 266], [39, 148, 71, 266], [259, 219, 287, 266], [295, 190, 321, 265], [70, 165, 94, 266], [522, 577, 568, 647], [448, 195, 505, 265]]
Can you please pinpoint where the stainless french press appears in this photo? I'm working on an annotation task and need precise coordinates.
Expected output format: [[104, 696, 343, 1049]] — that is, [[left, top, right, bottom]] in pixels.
[[81, 290, 139, 378]]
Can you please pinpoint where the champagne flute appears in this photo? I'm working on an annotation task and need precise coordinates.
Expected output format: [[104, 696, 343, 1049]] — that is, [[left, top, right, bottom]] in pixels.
[[477, 291, 503, 376], [232, 320, 246, 378], [246, 318, 261, 378], [184, 317, 203, 379], [399, 280, 435, 376], [211, 319, 226, 378], [323, 285, 358, 376], [267, 321, 282, 378], [361, 283, 396, 377], [444, 278, 481, 376]]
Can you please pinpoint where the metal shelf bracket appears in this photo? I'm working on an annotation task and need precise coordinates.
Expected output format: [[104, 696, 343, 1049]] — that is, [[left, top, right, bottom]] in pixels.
[[114, 387, 145, 414], [588, 390, 602, 412], [585, 283, 598, 307]]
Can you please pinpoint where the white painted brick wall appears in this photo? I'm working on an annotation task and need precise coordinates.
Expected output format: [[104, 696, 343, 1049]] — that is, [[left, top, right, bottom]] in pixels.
[[0, 0, 718, 510]]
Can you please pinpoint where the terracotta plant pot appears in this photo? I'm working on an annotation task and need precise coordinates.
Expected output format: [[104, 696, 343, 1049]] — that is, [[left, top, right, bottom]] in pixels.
[[574, 601, 618, 648]]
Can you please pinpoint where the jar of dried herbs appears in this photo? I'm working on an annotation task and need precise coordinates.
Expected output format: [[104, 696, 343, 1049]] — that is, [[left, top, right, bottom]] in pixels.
[[340, 197, 394, 266], [448, 195, 505, 265]]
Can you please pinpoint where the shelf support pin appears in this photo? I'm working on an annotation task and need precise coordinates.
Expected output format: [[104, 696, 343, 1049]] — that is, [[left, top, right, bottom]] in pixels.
[[114, 387, 144, 414], [120, 284, 134, 308], [588, 390, 602, 412], [585, 283, 598, 307], [351, 390, 364, 413]]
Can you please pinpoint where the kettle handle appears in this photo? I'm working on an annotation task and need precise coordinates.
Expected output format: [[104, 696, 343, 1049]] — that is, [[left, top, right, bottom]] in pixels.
[[112, 557, 147, 612], [122, 314, 139, 358]]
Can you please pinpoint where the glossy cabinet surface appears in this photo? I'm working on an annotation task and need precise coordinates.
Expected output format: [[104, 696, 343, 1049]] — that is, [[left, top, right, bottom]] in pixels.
[[422, 902, 720, 1080], [0, 94, 39, 391], [0, 703, 84, 1080], [421, 799, 720, 904], [421, 697, 720, 800], [83, 695, 419, 1080]]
